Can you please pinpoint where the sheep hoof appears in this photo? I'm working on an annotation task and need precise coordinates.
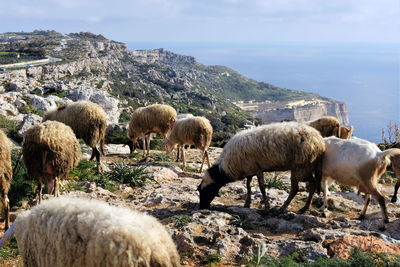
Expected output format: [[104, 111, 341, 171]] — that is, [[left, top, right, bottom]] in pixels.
[[358, 214, 365, 220], [379, 225, 387, 231], [391, 197, 397, 203], [384, 218, 389, 224], [244, 202, 250, 208], [297, 207, 308, 214]]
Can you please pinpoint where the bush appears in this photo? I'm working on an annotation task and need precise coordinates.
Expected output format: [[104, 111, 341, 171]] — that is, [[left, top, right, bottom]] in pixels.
[[171, 214, 191, 228], [105, 162, 153, 187], [0, 115, 22, 143], [8, 149, 36, 208]]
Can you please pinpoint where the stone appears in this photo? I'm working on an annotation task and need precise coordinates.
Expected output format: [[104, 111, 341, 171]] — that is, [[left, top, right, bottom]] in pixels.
[[18, 114, 42, 137], [68, 86, 120, 124], [323, 235, 400, 260]]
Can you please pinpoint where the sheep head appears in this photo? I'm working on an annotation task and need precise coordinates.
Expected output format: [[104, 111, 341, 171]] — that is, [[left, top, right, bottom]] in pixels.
[[198, 165, 230, 209]]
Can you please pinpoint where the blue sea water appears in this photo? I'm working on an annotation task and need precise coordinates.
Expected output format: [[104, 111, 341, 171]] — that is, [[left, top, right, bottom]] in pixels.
[[127, 42, 399, 143]]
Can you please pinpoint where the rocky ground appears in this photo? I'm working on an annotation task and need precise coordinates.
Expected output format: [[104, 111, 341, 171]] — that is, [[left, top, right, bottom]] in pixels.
[[2, 145, 400, 266]]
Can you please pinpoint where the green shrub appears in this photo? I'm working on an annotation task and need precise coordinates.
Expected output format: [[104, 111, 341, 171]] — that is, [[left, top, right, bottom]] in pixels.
[[18, 104, 43, 117], [229, 214, 252, 229], [200, 254, 223, 265], [265, 173, 289, 191], [171, 214, 191, 228], [0, 238, 19, 260], [8, 149, 36, 208], [153, 152, 172, 162], [105, 162, 153, 187], [0, 115, 22, 143]]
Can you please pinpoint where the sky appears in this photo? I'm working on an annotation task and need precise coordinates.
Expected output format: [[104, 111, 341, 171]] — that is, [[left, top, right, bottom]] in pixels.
[[0, 0, 399, 44]]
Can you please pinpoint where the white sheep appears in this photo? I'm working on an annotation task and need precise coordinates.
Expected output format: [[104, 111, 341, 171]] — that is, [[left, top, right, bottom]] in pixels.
[[321, 136, 400, 226], [389, 142, 400, 203], [198, 122, 325, 212], [163, 116, 213, 173], [128, 104, 177, 156], [1, 196, 180, 267]]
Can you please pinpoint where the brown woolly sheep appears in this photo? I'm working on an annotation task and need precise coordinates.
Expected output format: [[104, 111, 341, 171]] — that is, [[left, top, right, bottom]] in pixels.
[[22, 121, 81, 202], [163, 116, 213, 173], [128, 104, 177, 156], [0, 129, 12, 230], [43, 101, 106, 162], [198, 122, 325, 212], [307, 116, 340, 137]]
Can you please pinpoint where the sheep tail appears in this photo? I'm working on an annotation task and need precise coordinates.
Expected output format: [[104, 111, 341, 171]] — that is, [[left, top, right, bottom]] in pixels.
[[0, 223, 15, 248]]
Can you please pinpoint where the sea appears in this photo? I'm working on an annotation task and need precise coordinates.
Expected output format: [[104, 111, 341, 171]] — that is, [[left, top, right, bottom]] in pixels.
[[127, 42, 399, 143]]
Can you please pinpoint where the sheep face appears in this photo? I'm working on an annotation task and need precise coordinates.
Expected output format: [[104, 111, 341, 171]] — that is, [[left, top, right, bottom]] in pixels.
[[162, 140, 176, 154], [198, 165, 230, 209]]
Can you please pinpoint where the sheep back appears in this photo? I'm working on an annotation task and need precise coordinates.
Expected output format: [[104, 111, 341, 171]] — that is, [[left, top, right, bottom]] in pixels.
[[307, 116, 340, 137], [218, 122, 325, 180], [128, 104, 177, 139], [0, 129, 12, 196], [22, 121, 81, 182], [43, 101, 106, 153], [168, 116, 213, 148], [14, 196, 180, 267]]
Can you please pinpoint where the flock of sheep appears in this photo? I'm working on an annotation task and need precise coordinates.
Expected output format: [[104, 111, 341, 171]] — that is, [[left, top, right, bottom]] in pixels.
[[0, 100, 399, 266]]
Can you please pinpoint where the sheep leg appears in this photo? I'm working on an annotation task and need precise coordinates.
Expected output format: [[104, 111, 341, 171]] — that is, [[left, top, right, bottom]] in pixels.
[[90, 147, 101, 162], [321, 177, 329, 211], [279, 178, 299, 212], [298, 181, 317, 214], [145, 134, 151, 156], [54, 177, 59, 197], [176, 145, 181, 161], [359, 194, 371, 220], [206, 150, 210, 169], [37, 183, 43, 203], [255, 173, 269, 209], [199, 150, 206, 173], [391, 179, 399, 203], [245, 176, 253, 208], [371, 188, 389, 224], [181, 145, 186, 171], [142, 135, 146, 156], [2, 195, 9, 231], [90, 148, 95, 161]]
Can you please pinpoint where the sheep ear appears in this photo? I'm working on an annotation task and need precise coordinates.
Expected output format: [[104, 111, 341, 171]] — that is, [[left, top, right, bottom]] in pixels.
[[161, 140, 169, 146]]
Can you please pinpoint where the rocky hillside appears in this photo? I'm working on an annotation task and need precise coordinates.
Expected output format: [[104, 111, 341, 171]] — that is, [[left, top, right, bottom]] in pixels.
[[0, 31, 349, 145]]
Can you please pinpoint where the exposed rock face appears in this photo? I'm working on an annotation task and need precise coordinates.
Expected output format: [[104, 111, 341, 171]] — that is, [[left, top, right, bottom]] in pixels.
[[236, 99, 349, 126]]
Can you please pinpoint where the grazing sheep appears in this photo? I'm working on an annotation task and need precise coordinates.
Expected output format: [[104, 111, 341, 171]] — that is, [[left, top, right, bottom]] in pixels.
[[22, 121, 81, 202], [128, 104, 177, 156], [198, 122, 325, 212], [0, 129, 12, 230], [307, 116, 340, 137], [339, 125, 354, 139], [43, 101, 106, 162], [389, 142, 400, 203], [321, 136, 400, 226], [1, 197, 180, 267], [175, 114, 194, 161], [163, 116, 213, 173]]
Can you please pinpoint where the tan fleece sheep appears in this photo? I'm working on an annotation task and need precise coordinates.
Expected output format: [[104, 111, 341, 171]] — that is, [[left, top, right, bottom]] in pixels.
[[9, 196, 180, 267], [198, 122, 325, 212], [22, 121, 81, 202], [43, 101, 106, 162], [128, 104, 177, 156], [0, 129, 12, 230], [307, 116, 340, 137], [163, 116, 213, 173], [389, 142, 400, 203]]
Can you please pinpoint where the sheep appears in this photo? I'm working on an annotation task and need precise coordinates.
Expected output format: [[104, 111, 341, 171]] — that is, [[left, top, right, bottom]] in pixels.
[[0, 129, 12, 230], [22, 121, 81, 203], [128, 104, 177, 156], [175, 113, 194, 161], [43, 101, 106, 162], [320, 136, 400, 226], [338, 125, 354, 139], [307, 116, 340, 137], [198, 122, 325, 212], [1, 196, 180, 267], [389, 142, 400, 203], [163, 116, 213, 173]]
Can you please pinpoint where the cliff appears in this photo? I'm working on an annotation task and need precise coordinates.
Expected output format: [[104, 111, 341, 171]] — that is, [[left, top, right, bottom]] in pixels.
[[236, 99, 349, 125]]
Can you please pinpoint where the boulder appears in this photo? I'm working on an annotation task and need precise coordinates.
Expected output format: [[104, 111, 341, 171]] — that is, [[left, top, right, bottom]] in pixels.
[[18, 114, 42, 137]]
